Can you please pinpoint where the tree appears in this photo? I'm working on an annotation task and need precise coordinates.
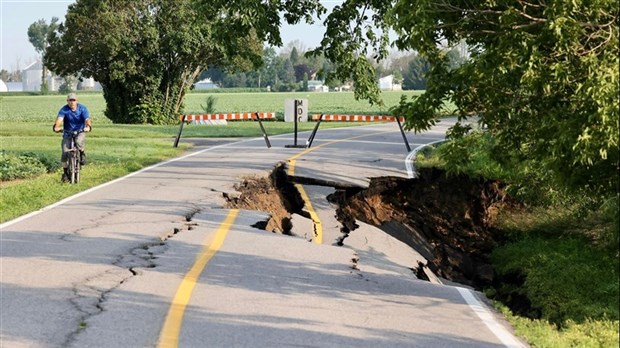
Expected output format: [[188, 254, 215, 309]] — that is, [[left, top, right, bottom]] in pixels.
[[260, 47, 279, 88], [46, 0, 326, 124], [27, 17, 59, 93], [314, 0, 619, 196], [294, 63, 313, 82], [58, 76, 77, 94], [290, 47, 300, 66], [279, 59, 297, 85], [302, 72, 309, 91], [200, 67, 226, 87], [308, 1, 392, 104], [403, 54, 429, 90]]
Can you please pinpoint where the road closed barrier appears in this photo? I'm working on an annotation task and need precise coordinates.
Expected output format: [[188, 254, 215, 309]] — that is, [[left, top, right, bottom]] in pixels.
[[180, 112, 276, 124], [174, 112, 274, 148], [311, 114, 404, 122]]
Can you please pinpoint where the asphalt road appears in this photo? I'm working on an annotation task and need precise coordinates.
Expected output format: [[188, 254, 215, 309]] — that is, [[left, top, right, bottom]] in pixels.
[[0, 120, 527, 347]]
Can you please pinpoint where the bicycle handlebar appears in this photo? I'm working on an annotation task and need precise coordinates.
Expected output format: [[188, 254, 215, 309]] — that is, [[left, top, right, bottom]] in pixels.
[[53, 126, 91, 134]]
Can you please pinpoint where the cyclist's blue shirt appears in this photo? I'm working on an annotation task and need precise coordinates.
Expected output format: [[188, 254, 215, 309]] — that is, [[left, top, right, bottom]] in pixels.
[[58, 104, 90, 133]]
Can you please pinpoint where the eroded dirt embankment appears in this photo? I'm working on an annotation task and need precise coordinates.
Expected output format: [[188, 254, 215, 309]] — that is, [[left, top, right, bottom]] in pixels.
[[224, 163, 510, 290]]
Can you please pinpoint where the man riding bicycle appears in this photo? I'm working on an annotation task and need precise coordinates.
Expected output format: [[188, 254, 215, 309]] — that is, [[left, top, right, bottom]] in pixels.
[[53, 93, 92, 182]]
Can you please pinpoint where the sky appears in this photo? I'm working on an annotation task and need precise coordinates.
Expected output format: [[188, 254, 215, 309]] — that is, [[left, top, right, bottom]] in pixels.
[[0, 0, 341, 72]]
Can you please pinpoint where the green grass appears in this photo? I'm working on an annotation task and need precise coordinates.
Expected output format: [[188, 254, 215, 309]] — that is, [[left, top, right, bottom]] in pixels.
[[416, 138, 619, 347], [497, 304, 619, 348], [0, 91, 423, 123], [0, 129, 188, 222]]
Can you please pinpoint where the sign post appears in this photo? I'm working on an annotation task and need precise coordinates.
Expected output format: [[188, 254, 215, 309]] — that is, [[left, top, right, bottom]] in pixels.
[[285, 99, 308, 148]]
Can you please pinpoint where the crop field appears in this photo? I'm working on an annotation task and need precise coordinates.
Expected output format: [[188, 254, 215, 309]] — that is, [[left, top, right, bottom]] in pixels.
[[0, 90, 424, 124]]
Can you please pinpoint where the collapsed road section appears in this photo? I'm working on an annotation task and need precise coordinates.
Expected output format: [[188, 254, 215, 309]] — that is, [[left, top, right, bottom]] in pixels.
[[224, 162, 511, 290]]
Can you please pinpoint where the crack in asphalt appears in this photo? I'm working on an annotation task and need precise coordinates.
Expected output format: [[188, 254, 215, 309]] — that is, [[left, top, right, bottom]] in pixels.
[[63, 208, 201, 347]]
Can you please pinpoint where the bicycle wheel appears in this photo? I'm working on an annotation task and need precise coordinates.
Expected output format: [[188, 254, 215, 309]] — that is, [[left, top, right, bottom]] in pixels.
[[69, 150, 80, 184]]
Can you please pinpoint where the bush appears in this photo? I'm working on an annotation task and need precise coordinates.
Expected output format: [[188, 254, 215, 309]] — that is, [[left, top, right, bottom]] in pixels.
[[201, 95, 217, 113], [22, 152, 61, 173], [492, 236, 619, 325], [434, 131, 607, 207], [0, 152, 49, 181]]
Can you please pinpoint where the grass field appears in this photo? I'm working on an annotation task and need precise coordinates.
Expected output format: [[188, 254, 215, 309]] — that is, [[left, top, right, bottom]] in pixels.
[[0, 90, 423, 123]]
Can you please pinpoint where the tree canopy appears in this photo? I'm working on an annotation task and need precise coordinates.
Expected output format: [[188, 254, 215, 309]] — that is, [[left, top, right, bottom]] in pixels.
[[314, 0, 619, 195], [45, 0, 326, 124]]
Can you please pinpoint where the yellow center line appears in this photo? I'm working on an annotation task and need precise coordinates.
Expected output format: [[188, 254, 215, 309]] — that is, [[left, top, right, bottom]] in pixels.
[[287, 130, 394, 245], [158, 209, 239, 348]]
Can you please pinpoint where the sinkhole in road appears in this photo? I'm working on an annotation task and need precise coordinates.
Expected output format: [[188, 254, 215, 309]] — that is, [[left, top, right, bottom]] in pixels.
[[224, 162, 513, 290], [223, 162, 539, 318]]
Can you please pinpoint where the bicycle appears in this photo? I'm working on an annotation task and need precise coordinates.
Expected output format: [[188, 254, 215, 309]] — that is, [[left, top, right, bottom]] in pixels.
[[54, 127, 86, 184]]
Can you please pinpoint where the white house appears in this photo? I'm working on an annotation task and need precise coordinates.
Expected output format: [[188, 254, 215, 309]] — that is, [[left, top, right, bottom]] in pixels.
[[0, 79, 8, 92]]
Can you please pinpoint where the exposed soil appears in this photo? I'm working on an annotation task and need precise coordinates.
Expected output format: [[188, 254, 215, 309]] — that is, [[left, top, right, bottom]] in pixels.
[[224, 163, 512, 290], [224, 162, 305, 234], [328, 167, 510, 288]]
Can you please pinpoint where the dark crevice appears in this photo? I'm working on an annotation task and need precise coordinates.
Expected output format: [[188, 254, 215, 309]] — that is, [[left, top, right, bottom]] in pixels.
[[287, 174, 364, 190], [327, 168, 510, 290], [412, 262, 431, 282], [185, 207, 201, 222]]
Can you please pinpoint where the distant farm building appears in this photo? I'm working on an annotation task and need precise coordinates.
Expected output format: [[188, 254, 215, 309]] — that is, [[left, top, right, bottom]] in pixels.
[[78, 77, 102, 91], [21, 60, 101, 92], [193, 78, 219, 90], [378, 75, 402, 91], [22, 61, 49, 91], [308, 80, 329, 92], [0, 79, 7, 92]]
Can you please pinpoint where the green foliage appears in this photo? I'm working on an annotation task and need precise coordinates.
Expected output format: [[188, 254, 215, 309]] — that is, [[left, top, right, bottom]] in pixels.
[[27, 17, 60, 54], [308, 1, 392, 105], [403, 55, 429, 90], [39, 81, 50, 95], [58, 76, 77, 95], [45, 0, 326, 125], [417, 127, 619, 344], [28, 17, 60, 95], [497, 303, 619, 348], [201, 96, 218, 114], [317, 0, 619, 198], [302, 73, 309, 92], [492, 236, 619, 324], [435, 130, 619, 209], [437, 131, 556, 204], [276, 82, 300, 92], [0, 151, 55, 181]]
